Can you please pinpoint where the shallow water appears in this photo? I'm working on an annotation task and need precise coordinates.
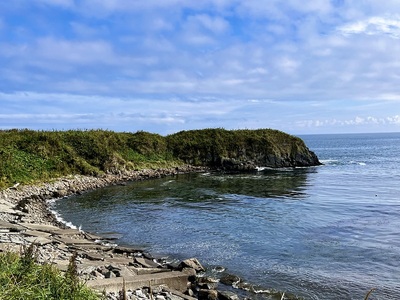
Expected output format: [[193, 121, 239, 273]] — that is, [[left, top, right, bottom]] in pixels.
[[54, 132, 400, 299]]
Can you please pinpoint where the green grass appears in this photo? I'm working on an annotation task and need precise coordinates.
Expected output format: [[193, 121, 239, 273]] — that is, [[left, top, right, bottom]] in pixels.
[[0, 128, 317, 189], [0, 245, 101, 300]]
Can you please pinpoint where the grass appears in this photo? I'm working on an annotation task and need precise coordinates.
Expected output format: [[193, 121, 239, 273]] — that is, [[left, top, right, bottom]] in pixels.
[[0, 244, 101, 300], [0, 128, 317, 189]]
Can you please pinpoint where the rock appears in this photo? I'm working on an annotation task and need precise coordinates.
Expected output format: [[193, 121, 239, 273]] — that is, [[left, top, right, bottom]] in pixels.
[[80, 252, 105, 261], [88, 269, 104, 279], [220, 274, 241, 286], [179, 258, 205, 273], [198, 289, 218, 300], [135, 289, 146, 298], [218, 291, 240, 300], [197, 276, 219, 290], [186, 288, 195, 297], [105, 270, 117, 278], [53, 189, 68, 198], [135, 257, 160, 268]]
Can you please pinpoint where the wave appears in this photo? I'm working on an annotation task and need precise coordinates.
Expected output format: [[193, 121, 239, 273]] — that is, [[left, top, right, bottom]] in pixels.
[[47, 198, 79, 230], [320, 159, 339, 165], [320, 159, 367, 166]]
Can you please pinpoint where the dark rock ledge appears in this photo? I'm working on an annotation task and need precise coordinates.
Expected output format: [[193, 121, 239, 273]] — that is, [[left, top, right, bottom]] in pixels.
[[0, 166, 255, 300]]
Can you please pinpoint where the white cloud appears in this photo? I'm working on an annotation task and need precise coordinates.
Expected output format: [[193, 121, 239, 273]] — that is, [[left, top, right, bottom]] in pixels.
[[338, 16, 400, 39], [2, 1, 400, 134], [296, 115, 400, 129]]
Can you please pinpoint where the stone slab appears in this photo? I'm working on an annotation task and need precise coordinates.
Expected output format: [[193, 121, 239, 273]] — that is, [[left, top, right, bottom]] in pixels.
[[21, 230, 52, 239], [135, 257, 160, 268], [0, 221, 26, 232], [0, 204, 16, 214], [53, 236, 97, 245], [68, 244, 114, 252], [87, 271, 189, 293], [19, 223, 61, 233], [24, 236, 53, 246], [103, 257, 133, 265], [51, 228, 81, 236]]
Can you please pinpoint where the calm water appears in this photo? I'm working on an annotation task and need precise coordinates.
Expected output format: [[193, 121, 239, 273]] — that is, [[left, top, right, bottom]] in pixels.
[[53, 133, 400, 299]]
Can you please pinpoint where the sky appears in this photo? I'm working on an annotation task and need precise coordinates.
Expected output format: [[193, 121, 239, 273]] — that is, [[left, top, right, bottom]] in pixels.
[[1, 0, 400, 135]]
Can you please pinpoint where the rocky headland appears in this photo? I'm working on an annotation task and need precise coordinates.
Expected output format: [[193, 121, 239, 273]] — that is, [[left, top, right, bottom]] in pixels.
[[0, 128, 319, 299]]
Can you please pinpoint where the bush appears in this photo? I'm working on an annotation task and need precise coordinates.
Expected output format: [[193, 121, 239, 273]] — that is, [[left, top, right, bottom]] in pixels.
[[0, 245, 101, 300]]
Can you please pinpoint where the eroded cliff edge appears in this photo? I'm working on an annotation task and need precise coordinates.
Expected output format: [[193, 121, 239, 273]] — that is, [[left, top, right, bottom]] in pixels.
[[167, 128, 321, 171], [0, 128, 320, 189]]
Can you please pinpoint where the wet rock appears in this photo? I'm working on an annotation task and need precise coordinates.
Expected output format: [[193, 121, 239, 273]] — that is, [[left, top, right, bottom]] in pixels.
[[197, 276, 219, 290], [220, 274, 241, 286], [179, 258, 205, 273], [198, 289, 218, 300], [218, 291, 240, 300]]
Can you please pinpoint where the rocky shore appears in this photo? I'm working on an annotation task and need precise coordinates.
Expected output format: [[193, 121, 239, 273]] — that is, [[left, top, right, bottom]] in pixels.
[[0, 166, 299, 300], [0, 166, 229, 300]]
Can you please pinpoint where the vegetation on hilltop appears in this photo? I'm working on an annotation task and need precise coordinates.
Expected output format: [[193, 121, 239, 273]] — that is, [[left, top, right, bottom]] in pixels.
[[0, 128, 320, 189], [167, 128, 320, 169]]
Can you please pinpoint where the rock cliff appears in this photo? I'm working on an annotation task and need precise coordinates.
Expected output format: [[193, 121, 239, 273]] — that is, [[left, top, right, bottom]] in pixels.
[[167, 128, 321, 171]]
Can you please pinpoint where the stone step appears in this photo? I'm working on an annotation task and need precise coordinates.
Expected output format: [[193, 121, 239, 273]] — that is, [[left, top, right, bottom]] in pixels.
[[86, 271, 189, 294]]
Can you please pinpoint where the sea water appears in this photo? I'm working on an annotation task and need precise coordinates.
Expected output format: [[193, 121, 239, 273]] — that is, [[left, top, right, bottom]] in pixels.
[[53, 132, 400, 299]]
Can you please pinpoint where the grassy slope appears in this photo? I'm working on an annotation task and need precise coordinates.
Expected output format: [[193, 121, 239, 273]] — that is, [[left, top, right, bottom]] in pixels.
[[0, 128, 317, 189]]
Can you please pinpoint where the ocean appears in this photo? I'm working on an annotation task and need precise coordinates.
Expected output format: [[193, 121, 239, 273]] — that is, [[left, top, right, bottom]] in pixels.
[[53, 132, 400, 299]]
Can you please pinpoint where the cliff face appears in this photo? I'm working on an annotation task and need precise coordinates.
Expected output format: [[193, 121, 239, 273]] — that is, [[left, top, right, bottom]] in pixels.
[[0, 128, 321, 188], [166, 128, 321, 171]]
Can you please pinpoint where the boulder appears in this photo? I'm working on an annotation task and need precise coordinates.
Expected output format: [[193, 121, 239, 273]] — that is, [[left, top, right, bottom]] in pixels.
[[218, 291, 240, 300], [198, 289, 218, 300], [179, 258, 205, 273], [220, 274, 240, 286]]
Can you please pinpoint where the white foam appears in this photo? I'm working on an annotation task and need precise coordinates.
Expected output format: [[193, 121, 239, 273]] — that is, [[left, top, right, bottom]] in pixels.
[[320, 159, 338, 164], [47, 198, 78, 230]]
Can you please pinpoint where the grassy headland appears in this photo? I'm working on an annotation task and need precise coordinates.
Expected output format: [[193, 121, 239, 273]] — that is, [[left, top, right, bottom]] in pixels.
[[0, 128, 320, 189]]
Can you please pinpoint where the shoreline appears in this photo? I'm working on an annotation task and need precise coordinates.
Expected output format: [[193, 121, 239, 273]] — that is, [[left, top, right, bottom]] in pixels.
[[0, 166, 223, 300], [0, 166, 298, 300]]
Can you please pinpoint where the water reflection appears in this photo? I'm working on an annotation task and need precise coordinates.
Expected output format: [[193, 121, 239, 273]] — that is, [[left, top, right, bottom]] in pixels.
[[63, 168, 315, 211]]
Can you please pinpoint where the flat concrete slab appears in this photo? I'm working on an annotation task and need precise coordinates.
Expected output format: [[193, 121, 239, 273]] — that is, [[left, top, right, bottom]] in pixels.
[[87, 271, 189, 293]]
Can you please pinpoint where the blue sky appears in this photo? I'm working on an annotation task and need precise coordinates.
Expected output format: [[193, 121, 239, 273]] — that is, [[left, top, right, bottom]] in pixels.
[[1, 0, 400, 135]]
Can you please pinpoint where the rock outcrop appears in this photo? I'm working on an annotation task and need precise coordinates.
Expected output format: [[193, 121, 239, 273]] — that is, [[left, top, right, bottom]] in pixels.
[[167, 129, 321, 171]]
